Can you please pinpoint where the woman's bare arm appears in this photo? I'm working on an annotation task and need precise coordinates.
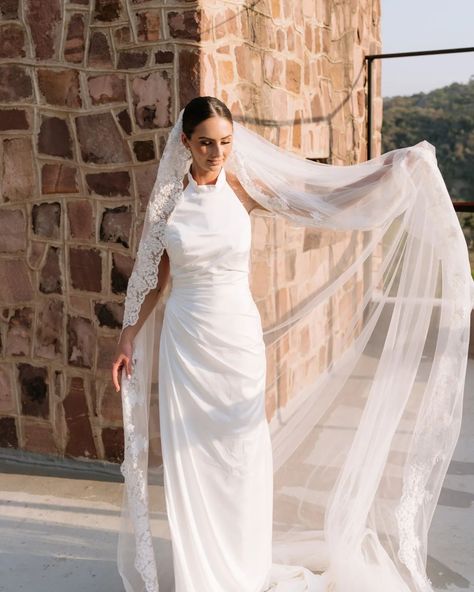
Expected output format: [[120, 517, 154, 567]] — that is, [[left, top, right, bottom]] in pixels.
[[120, 250, 170, 343], [112, 249, 170, 391], [112, 172, 190, 391]]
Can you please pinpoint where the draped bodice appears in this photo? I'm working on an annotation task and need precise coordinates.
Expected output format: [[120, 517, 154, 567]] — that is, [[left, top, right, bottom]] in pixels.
[[164, 165, 253, 296]]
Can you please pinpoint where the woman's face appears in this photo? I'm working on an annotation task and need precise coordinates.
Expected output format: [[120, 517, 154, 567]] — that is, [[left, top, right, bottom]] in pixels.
[[182, 116, 233, 173]]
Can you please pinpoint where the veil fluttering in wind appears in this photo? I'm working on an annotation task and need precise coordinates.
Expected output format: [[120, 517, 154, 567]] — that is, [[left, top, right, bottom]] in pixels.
[[117, 108, 474, 592]]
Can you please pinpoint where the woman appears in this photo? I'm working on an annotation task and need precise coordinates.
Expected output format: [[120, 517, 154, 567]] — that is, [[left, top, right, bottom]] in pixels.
[[112, 96, 473, 592]]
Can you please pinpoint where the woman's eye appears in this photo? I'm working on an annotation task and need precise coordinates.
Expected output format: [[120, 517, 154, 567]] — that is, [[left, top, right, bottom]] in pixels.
[[200, 141, 231, 146]]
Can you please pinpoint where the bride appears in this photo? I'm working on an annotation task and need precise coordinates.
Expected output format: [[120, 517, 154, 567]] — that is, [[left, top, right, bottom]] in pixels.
[[112, 96, 473, 592]]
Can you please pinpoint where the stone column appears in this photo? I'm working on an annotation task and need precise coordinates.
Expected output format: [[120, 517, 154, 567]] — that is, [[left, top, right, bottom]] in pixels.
[[0, 0, 381, 462]]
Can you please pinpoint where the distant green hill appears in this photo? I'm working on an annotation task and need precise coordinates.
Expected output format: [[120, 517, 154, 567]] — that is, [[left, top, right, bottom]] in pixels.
[[382, 76, 474, 202]]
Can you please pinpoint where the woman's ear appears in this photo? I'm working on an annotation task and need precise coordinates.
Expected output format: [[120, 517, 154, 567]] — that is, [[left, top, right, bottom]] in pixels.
[[182, 171, 189, 190]]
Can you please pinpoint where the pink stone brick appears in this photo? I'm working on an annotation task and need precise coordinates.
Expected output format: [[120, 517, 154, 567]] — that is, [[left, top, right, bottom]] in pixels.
[[88, 31, 113, 68], [250, 259, 272, 299], [69, 247, 102, 292], [0, 365, 15, 414], [224, 8, 237, 35], [321, 27, 330, 54], [0, 0, 19, 19], [0, 108, 29, 131], [35, 300, 63, 360], [96, 334, 118, 370], [136, 10, 160, 42], [286, 59, 301, 93], [87, 74, 126, 105], [2, 137, 35, 202], [111, 252, 134, 294], [214, 11, 226, 40], [67, 200, 94, 240], [270, 0, 280, 19], [18, 362, 49, 418], [94, 0, 121, 22], [264, 54, 283, 86], [133, 140, 155, 162], [39, 246, 62, 294], [32, 202, 61, 239], [276, 366, 290, 407], [167, 10, 201, 41], [275, 286, 290, 317], [100, 205, 132, 248], [155, 49, 173, 64], [64, 13, 85, 64], [94, 301, 123, 329], [265, 384, 276, 422], [85, 171, 130, 196], [117, 51, 148, 69], [69, 294, 92, 317], [27, 240, 47, 269], [0, 209, 26, 252], [0, 65, 32, 102], [0, 416, 18, 447], [179, 49, 199, 110], [99, 382, 123, 423], [38, 69, 82, 108], [285, 249, 297, 281], [41, 163, 78, 194], [218, 60, 234, 85], [132, 71, 172, 129], [23, 419, 58, 454], [67, 316, 95, 368], [276, 29, 286, 52], [5, 307, 33, 357], [0, 259, 33, 302], [102, 426, 123, 462], [114, 26, 131, 46], [76, 112, 131, 164], [25, 0, 61, 59], [117, 109, 132, 134], [38, 116, 73, 159], [0, 24, 25, 58], [304, 22, 313, 51], [63, 376, 97, 458]]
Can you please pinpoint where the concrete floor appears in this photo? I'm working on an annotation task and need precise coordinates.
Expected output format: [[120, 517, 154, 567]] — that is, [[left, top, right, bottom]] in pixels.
[[0, 360, 472, 592]]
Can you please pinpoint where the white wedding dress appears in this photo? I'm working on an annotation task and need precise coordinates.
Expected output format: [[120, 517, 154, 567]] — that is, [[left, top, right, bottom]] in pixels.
[[158, 165, 327, 592]]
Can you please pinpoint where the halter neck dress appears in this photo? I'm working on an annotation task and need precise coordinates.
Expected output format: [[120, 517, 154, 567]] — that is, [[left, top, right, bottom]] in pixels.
[[160, 164, 274, 591], [158, 165, 326, 592]]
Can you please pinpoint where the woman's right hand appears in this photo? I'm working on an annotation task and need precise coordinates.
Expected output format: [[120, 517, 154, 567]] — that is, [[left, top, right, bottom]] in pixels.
[[112, 337, 133, 393]]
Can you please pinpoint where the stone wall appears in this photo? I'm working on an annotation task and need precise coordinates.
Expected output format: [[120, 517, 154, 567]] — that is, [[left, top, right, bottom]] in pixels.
[[0, 0, 382, 462], [197, 0, 382, 420]]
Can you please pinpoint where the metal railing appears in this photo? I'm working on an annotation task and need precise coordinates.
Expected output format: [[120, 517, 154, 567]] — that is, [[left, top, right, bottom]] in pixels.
[[365, 46, 474, 213]]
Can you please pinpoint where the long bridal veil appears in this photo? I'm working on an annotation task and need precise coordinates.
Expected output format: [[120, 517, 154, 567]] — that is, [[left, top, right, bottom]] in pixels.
[[117, 107, 474, 592]]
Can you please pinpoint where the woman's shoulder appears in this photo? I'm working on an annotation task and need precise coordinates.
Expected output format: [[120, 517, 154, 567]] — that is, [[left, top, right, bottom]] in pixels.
[[225, 170, 269, 213]]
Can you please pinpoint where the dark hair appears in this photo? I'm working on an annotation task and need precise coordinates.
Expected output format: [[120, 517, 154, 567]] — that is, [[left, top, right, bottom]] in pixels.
[[182, 96, 233, 139]]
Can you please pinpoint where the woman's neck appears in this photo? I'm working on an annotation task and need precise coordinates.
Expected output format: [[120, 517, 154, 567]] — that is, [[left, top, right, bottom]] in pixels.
[[189, 163, 220, 186]]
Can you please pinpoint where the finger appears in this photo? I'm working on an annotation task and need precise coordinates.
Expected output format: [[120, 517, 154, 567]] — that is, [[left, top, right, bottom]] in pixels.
[[112, 358, 123, 392], [126, 357, 132, 379]]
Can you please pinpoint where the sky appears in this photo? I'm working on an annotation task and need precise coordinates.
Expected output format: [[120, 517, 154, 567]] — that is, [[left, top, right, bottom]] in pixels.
[[380, 0, 474, 97]]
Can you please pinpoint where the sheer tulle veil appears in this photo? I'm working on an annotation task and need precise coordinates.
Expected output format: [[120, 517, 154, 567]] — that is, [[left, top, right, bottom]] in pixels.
[[117, 106, 474, 592]]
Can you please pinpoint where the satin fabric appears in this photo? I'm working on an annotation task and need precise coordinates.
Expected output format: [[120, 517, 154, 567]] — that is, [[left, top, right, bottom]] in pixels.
[[159, 165, 327, 591], [160, 165, 273, 591]]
